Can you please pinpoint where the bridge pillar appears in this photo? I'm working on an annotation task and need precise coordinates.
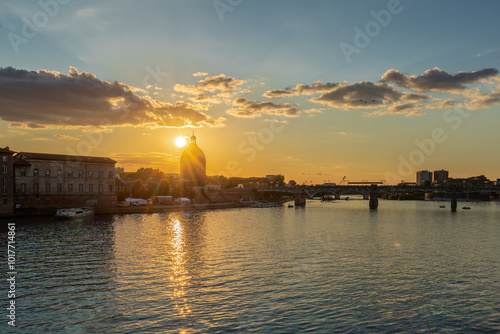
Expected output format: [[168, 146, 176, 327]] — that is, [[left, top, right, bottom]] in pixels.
[[451, 190, 457, 212], [295, 188, 306, 207], [369, 185, 378, 210]]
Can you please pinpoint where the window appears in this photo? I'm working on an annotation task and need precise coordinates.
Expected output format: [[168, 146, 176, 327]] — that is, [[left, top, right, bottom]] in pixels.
[[109, 185, 113, 193], [57, 184, 62, 192], [68, 170, 73, 178], [89, 170, 93, 178], [99, 184, 103, 193], [108, 171, 113, 178], [68, 184, 73, 192], [89, 184, 93, 193], [34, 169, 39, 176], [99, 171, 103, 179], [2, 165, 6, 173], [2, 178, 6, 193], [2, 198, 7, 205], [20, 184, 26, 193], [21, 168, 26, 176], [45, 169, 50, 177], [34, 183, 39, 193], [79, 170, 83, 178], [46, 184, 51, 193], [57, 169, 62, 176], [79, 184, 83, 193], [2, 156, 6, 162]]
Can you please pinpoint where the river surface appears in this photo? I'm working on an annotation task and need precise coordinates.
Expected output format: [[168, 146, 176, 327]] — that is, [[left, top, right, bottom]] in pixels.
[[1, 200, 499, 333]]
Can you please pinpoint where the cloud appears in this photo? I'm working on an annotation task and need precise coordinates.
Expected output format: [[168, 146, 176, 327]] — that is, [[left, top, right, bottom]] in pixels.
[[31, 137, 51, 141], [174, 74, 244, 95], [110, 152, 180, 171], [310, 81, 404, 109], [425, 98, 455, 109], [263, 81, 338, 97], [465, 85, 500, 109], [227, 98, 301, 118], [366, 103, 423, 117], [380, 67, 499, 93], [54, 134, 79, 140], [193, 72, 208, 77], [0, 66, 223, 129]]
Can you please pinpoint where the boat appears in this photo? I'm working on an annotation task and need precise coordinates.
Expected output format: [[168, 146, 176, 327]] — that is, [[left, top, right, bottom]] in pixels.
[[462, 206, 471, 210], [55, 207, 94, 219], [288, 204, 294, 208], [439, 205, 446, 208]]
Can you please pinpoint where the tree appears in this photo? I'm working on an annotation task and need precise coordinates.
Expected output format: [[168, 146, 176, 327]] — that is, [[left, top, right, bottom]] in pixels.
[[158, 180, 170, 196], [116, 190, 126, 202], [271, 174, 285, 187], [131, 179, 144, 198], [289, 180, 297, 186]]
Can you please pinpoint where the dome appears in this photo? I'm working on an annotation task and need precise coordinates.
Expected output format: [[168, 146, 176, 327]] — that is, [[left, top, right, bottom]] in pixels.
[[180, 133, 206, 185]]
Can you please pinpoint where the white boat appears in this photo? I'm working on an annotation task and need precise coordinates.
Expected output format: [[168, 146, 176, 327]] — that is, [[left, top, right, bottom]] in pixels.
[[55, 207, 94, 219]]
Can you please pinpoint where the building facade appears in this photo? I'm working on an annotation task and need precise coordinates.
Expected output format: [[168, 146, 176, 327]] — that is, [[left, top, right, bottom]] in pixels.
[[12, 152, 117, 210], [433, 169, 449, 183], [416, 170, 432, 185], [0, 147, 15, 215]]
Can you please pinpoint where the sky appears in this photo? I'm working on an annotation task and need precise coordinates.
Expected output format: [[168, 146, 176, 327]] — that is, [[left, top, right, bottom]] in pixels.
[[1, 0, 499, 184]]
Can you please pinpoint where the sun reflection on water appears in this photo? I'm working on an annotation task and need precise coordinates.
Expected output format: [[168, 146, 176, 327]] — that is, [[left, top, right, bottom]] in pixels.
[[169, 217, 192, 316]]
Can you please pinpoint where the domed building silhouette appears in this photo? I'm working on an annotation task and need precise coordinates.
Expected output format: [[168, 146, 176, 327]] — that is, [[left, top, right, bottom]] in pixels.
[[180, 132, 206, 186]]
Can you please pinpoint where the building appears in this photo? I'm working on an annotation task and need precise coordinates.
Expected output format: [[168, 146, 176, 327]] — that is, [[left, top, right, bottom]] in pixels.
[[444, 175, 492, 189], [180, 132, 206, 186], [0, 147, 16, 215], [230, 177, 270, 189], [433, 169, 449, 183], [11, 151, 116, 210], [416, 170, 432, 185]]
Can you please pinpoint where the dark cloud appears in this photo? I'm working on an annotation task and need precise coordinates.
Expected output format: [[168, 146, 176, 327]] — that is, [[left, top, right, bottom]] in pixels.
[[264, 81, 338, 98], [0, 66, 223, 128], [380, 67, 499, 93], [310, 81, 403, 109], [227, 98, 301, 118]]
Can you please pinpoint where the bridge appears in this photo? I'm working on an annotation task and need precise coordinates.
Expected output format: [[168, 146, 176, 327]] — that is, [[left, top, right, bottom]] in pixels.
[[257, 184, 498, 211]]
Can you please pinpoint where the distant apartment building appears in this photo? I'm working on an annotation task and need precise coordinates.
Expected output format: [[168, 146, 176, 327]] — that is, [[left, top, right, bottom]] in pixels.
[[433, 169, 449, 183], [0, 147, 16, 214], [416, 170, 432, 185], [0, 150, 117, 213]]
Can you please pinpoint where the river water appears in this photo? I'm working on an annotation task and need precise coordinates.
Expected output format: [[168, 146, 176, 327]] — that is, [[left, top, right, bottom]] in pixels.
[[1, 200, 499, 333]]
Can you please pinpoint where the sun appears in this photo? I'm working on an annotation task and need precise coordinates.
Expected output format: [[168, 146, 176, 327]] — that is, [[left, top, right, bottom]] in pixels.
[[175, 136, 187, 147]]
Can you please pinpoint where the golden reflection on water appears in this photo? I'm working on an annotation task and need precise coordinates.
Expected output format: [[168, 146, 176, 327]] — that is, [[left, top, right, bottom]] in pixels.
[[169, 216, 192, 316]]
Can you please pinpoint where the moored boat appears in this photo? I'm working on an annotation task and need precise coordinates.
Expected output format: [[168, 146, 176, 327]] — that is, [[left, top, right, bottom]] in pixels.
[[55, 207, 94, 219]]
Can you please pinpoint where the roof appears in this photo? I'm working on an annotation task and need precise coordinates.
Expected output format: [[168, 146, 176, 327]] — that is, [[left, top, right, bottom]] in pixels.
[[180, 143, 206, 162], [13, 157, 32, 166], [0, 146, 15, 154], [15, 152, 116, 165]]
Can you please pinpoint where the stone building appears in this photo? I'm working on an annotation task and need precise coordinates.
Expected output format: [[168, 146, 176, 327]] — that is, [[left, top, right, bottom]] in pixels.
[[0, 147, 16, 215], [12, 151, 117, 210]]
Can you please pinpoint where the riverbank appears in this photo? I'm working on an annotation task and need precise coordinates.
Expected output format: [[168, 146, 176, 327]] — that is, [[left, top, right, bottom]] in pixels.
[[0, 202, 251, 219]]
